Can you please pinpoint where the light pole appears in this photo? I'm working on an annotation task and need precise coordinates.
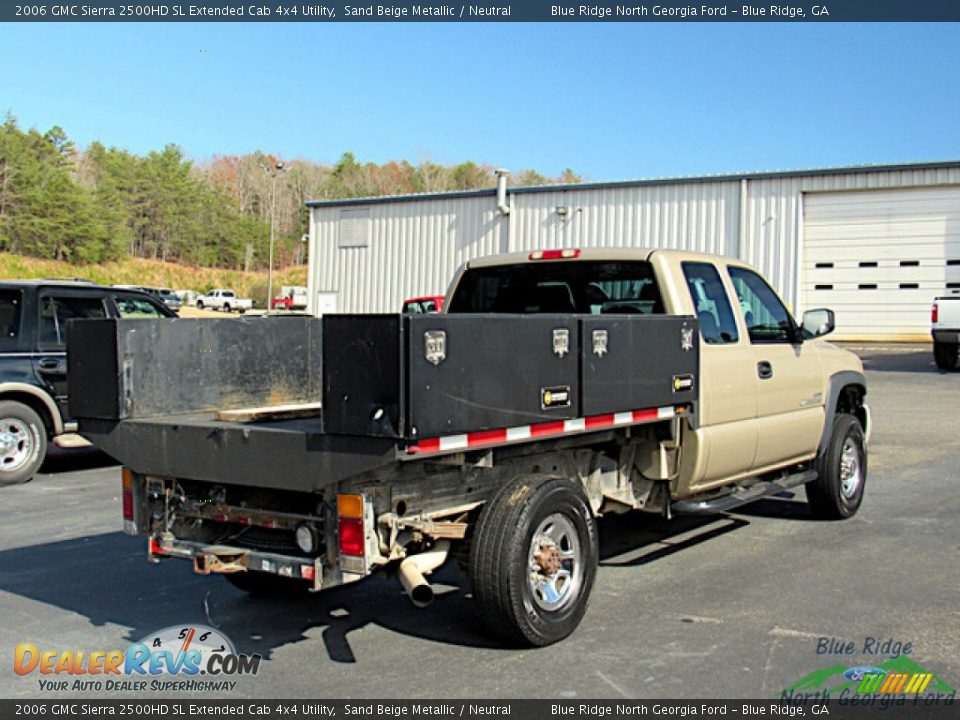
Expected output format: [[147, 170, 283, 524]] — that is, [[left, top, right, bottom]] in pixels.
[[267, 161, 285, 314]]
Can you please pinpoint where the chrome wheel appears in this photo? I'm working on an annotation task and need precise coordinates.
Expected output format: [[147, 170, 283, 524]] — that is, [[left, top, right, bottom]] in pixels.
[[839, 437, 862, 499], [528, 513, 582, 612], [0, 418, 35, 474]]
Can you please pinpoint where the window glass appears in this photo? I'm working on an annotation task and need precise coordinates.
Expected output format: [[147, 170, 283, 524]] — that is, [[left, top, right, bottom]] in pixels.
[[727, 266, 795, 344], [447, 261, 663, 315], [115, 296, 166, 318], [38, 295, 107, 347], [0, 289, 22, 349], [681, 262, 739, 344]]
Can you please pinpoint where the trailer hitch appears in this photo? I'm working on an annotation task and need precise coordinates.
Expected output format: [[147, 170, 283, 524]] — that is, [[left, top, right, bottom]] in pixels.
[[193, 546, 250, 574]]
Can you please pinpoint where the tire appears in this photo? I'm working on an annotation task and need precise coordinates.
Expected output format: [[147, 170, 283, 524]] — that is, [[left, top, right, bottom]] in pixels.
[[934, 341, 958, 370], [807, 414, 866, 520], [196, 300, 204, 309], [224, 571, 311, 597], [469, 474, 598, 647], [0, 401, 47, 486]]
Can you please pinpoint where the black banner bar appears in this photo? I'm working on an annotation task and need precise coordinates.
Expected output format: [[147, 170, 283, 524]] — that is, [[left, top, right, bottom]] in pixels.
[[4, 0, 960, 22], [1, 699, 959, 719]]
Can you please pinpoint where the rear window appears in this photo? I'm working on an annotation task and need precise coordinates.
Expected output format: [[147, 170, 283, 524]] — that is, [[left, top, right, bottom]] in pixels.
[[38, 295, 108, 348], [403, 299, 440, 314], [0, 289, 23, 348], [447, 261, 663, 314], [115, 295, 168, 318]]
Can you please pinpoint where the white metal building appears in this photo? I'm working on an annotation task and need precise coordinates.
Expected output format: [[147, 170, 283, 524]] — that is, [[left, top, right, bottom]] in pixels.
[[307, 161, 960, 341]]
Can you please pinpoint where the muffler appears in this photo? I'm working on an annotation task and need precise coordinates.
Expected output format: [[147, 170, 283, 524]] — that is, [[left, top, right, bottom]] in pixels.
[[398, 540, 450, 608]]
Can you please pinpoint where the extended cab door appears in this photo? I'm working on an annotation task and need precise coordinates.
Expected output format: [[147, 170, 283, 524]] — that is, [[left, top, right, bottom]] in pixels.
[[725, 265, 823, 468], [672, 259, 759, 490]]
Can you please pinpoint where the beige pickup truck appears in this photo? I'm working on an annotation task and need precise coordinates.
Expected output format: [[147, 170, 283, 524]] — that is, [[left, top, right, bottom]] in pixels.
[[73, 248, 870, 648]]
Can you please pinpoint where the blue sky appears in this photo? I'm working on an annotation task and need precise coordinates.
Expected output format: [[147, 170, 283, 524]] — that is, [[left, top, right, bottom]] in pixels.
[[3, 22, 959, 181]]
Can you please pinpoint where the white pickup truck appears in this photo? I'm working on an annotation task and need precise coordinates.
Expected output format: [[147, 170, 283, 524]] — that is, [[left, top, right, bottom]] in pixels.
[[932, 291, 960, 369], [197, 289, 252, 314]]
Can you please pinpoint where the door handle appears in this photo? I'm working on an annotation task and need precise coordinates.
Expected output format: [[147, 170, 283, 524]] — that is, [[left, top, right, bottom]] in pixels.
[[38, 358, 61, 371], [757, 361, 773, 380]]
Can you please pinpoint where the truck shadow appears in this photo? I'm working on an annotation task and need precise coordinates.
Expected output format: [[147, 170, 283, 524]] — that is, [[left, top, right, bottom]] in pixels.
[[39, 446, 117, 474], [0, 501, 805, 664]]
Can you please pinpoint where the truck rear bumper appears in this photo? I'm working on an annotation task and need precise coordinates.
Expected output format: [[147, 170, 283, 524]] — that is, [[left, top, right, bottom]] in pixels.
[[932, 329, 960, 344], [148, 536, 330, 592]]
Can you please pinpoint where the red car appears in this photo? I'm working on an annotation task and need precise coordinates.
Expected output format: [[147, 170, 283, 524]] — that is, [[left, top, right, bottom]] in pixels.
[[402, 295, 444, 314]]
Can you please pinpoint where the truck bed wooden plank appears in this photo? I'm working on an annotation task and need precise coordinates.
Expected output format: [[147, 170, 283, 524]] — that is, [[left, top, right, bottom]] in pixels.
[[216, 402, 323, 423]]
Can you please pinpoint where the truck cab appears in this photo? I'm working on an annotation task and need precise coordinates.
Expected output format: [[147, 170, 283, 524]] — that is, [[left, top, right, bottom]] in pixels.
[[444, 248, 868, 500]]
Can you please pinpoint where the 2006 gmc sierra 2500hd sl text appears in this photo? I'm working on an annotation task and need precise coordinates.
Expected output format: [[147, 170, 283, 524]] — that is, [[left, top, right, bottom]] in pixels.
[[68, 248, 870, 647]]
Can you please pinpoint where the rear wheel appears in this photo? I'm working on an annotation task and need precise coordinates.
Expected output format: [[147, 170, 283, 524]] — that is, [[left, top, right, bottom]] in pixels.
[[934, 341, 958, 370], [807, 414, 866, 520], [0, 401, 47, 486], [224, 571, 310, 597], [196, 300, 204, 309], [469, 474, 598, 647]]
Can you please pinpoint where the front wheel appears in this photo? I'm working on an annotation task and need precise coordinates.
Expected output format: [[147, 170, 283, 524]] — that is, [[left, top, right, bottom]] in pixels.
[[0, 401, 47, 486], [469, 475, 598, 647], [807, 414, 866, 519], [934, 341, 958, 370]]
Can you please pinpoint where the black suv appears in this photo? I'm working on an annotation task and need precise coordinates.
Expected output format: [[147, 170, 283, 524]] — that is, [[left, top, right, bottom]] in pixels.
[[0, 280, 176, 485]]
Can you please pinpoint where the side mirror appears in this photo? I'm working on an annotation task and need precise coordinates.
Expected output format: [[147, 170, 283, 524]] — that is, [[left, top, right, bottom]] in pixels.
[[802, 308, 835, 339]]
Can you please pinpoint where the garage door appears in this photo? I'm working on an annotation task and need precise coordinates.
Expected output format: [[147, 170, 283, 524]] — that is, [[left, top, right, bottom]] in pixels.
[[803, 186, 960, 341]]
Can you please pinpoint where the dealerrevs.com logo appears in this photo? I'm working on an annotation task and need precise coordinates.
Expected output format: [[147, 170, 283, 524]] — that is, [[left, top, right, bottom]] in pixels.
[[14, 624, 261, 692]]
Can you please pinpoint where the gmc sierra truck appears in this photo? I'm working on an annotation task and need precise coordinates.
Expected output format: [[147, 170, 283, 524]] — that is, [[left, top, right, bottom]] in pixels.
[[932, 291, 960, 369], [69, 249, 870, 647]]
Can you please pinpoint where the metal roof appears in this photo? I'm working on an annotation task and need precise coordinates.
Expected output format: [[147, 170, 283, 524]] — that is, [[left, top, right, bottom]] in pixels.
[[305, 159, 960, 209]]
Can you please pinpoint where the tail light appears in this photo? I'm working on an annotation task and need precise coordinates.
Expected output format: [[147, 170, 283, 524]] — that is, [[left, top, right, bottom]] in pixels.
[[932, 302, 939, 324], [121, 467, 136, 533], [529, 249, 581, 261], [338, 518, 365, 557], [337, 494, 366, 559]]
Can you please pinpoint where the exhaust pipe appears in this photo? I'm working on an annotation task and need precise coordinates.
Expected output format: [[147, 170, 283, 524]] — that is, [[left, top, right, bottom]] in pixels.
[[495, 169, 511, 216], [398, 540, 450, 608]]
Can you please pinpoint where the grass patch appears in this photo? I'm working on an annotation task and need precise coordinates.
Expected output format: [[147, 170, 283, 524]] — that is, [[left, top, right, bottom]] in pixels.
[[0, 254, 308, 307]]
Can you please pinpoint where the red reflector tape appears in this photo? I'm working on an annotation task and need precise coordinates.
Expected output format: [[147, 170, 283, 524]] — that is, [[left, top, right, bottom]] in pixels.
[[530, 421, 567, 438], [407, 405, 679, 456], [149, 537, 163, 555], [301, 565, 315, 581], [122, 489, 133, 521]]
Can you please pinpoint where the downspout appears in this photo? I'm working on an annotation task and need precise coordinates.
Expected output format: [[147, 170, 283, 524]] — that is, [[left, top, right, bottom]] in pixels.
[[495, 168, 511, 215], [736, 177, 748, 259]]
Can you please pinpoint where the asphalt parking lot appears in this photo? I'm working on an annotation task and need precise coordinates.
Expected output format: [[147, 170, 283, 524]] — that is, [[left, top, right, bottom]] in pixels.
[[1, 343, 958, 700]]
